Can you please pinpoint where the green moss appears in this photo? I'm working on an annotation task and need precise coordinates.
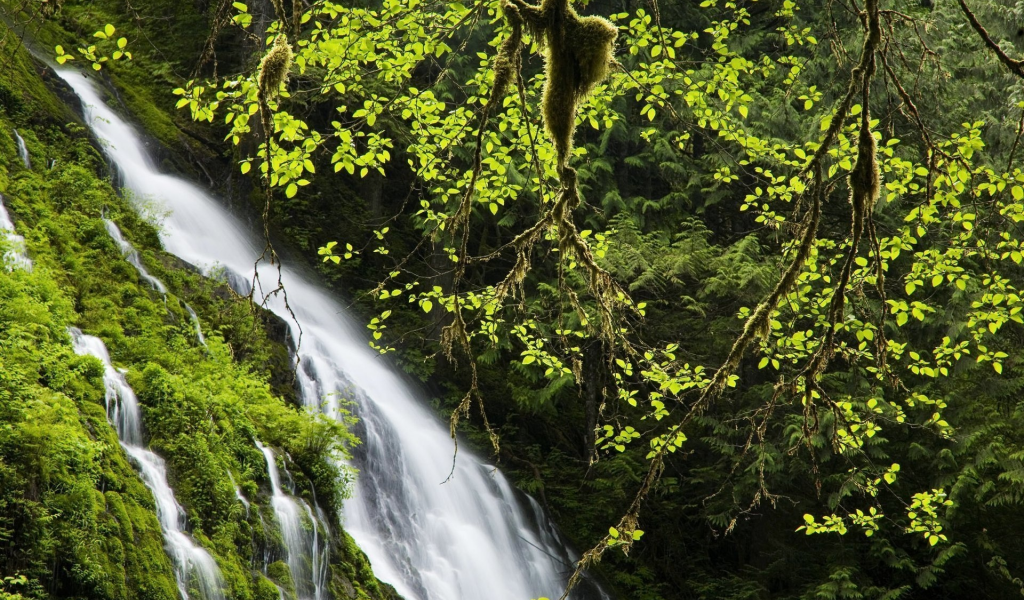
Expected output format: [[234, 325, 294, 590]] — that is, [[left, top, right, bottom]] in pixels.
[[266, 561, 295, 599], [0, 11, 398, 600]]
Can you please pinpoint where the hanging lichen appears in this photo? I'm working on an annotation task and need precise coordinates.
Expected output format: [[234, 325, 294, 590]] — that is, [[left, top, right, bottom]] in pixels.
[[848, 113, 880, 221], [506, 0, 617, 171], [258, 34, 293, 101]]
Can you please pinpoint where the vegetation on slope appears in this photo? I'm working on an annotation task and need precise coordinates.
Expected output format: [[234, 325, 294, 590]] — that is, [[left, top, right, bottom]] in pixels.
[[0, 21, 396, 600]]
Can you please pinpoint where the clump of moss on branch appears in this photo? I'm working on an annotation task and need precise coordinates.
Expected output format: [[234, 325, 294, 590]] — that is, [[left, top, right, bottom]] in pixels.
[[258, 34, 293, 100], [506, 0, 617, 170]]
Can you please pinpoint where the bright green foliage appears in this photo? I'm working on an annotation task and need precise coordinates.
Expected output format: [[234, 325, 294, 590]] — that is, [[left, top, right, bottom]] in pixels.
[[162, 0, 1024, 596], [20, 0, 1024, 597], [54, 23, 132, 70], [0, 21, 395, 600]]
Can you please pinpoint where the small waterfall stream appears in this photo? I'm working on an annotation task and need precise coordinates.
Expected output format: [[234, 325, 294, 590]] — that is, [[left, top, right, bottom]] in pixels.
[[68, 328, 225, 600], [13, 129, 30, 169], [104, 218, 168, 295], [256, 441, 328, 600], [103, 217, 206, 345], [0, 193, 32, 271], [56, 67, 608, 600], [229, 472, 251, 516]]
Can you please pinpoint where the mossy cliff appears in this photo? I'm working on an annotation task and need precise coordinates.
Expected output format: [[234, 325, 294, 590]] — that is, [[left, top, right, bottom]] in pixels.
[[0, 18, 398, 600]]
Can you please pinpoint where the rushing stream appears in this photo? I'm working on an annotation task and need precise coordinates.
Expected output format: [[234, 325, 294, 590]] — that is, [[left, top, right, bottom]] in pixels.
[[68, 328, 226, 600], [55, 68, 607, 600]]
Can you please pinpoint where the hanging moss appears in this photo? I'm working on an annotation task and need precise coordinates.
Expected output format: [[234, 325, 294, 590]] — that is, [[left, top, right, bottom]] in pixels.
[[506, 0, 617, 169], [848, 113, 880, 217], [259, 35, 294, 101]]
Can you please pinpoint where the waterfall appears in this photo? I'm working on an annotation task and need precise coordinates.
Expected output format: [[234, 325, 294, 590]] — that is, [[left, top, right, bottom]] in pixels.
[[0, 193, 32, 271], [104, 218, 168, 295], [13, 129, 30, 168], [184, 302, 207, 346], [68, 328, 225, 600], [229, 472, 251, 516], [104, 217, 206, 345], [256, 441, 328, 600], [56, 67, 608, 600]]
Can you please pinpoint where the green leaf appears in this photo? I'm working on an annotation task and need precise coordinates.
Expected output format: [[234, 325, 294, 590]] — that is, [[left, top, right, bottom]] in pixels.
[[105, 24, 115, 37], [421, 300, 433, 313]]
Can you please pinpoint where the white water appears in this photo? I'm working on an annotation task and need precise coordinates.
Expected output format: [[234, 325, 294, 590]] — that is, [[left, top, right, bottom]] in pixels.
[[68, 328, 225, 600], [104, 217, 206, 345], [0, 193, 32, 271], [13, 129, 30, 168], [104, 218, 168, 295], [228, 472, 251, 516], [256, 441, 327, 600], [57, 68, 606, 600], [184, 302, 207, 346]]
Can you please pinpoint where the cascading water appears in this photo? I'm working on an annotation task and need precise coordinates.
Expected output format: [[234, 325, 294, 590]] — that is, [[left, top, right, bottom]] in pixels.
[[104, 217, 168, 295], [56, 67, 608, 600], [104, 217, 206, 345], [68, 328, 225, 600], [0, 193, 32, 271], [184, 302, 207, 346], [13, 129, 30, 169], [229, 472, 251, 516], [256, 441, 328, 600]]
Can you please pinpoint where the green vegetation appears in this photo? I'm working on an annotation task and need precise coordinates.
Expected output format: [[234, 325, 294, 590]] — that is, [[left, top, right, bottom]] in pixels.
[[13, 0, 1024, 598], [156, 0, 1024, 597], [0, 20, 394, 600]]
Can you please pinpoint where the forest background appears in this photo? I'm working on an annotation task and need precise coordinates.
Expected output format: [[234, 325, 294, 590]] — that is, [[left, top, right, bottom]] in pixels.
[[7, 0, 1024, 599]]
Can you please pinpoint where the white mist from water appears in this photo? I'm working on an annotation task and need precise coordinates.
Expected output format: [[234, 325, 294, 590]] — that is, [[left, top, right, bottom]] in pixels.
[[56, 67, 607, 600], [13, 129, 30, 169], [256, 441, 328, 600], [0, 193, 32, 271], [68, 328, 225, 600]]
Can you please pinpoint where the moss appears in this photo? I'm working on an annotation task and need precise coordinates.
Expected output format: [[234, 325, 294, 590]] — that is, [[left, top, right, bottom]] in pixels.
[[0, 11, 400, 600], [253, 575, 283, 600], [266, 560, 295, 599], [506, 0, 617, 169], [259, 35, 293, 101]]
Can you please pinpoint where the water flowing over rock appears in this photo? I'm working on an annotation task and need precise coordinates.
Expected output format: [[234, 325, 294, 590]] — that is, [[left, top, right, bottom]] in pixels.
[[0, 194, 32, 271], [13, 129, 30, 169], [103, 218, 207, 345], [68, 327, 226, 600], [184, 302, 207, 346], [229, 472, 251, 516], [56, 67, 608, 600], [256, 441, 328, 600], [104, 218, 168, 295]]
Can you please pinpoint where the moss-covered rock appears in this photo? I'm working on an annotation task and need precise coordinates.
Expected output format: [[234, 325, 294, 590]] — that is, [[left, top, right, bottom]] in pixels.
[[0, 12, 400, 600]]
